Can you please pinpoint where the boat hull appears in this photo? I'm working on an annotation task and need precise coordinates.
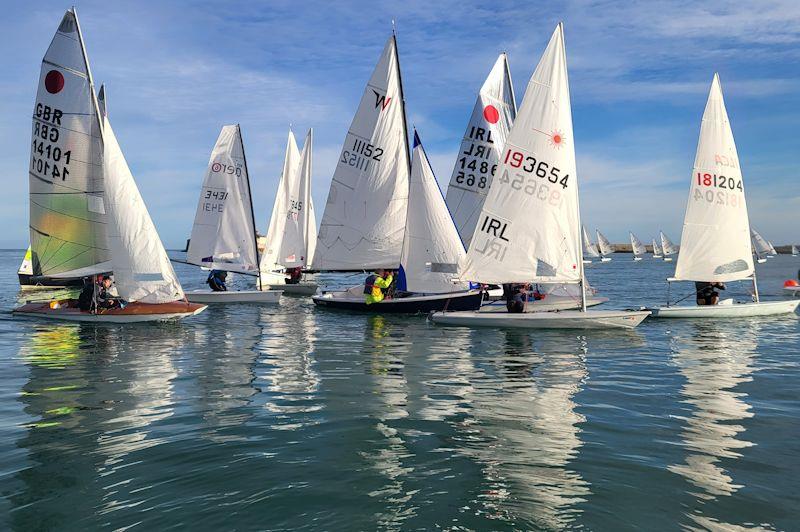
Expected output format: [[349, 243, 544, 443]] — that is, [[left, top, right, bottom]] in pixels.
[[478, 295, 608, 312], [650, 299, 800, 318], [13, 300, 207, 323], [784, 286, 800, 297], [313, 290, 483, 314], [18, 273, 83, 291], [600, 257, 612, 262], [259, 283, 318, 296], [185, 289, 282, 304], [430, 309, 650, 329]]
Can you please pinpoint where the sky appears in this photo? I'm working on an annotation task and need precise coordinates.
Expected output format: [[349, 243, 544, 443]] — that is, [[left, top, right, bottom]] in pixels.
[[2, 0, 799, 249]]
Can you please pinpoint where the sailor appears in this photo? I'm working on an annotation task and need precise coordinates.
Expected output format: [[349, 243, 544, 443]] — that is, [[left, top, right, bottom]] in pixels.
[[96, 275, 121, 309], [364, 269, 393, 305], [286, 267, 303, 285], [695, 281, 725, 306], [207, 270, 228, 292], [78, 275, 121, 311], [503, 283, 528, 313]]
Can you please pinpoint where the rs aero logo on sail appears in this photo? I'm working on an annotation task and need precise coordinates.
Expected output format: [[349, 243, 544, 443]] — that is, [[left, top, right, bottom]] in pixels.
[[372, 90, 391, 111]]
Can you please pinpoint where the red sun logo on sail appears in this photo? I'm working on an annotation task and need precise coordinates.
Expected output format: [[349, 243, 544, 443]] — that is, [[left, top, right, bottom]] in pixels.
[[45, 70, 64, 94], [549, 130, 565, 148], [483, 105, 500, 124]]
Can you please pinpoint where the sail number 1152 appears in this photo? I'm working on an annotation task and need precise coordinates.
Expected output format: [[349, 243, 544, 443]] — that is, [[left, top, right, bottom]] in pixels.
[[503, 149, 569, 189]]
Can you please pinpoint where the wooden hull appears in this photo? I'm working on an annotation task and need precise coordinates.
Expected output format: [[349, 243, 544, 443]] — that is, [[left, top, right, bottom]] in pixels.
[[185, 289, 282, 304], [430, 309, 650, 329], [650, 299, 800, 318], [13, 300, 207, 323], [313, 290, 484, 314], [259, 283, 318, 296]]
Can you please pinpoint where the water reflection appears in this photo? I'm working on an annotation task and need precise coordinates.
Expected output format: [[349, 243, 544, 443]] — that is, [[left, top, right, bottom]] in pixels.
[[461, 330, 590, 529], [668, 321, 760, 526]]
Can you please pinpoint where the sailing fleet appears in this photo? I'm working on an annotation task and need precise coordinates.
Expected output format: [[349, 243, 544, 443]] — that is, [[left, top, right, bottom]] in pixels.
[[12, 9, 800, 326]]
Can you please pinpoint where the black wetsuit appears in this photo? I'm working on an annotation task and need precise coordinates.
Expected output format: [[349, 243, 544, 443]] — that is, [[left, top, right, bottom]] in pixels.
[[695, 281, 724, 305]]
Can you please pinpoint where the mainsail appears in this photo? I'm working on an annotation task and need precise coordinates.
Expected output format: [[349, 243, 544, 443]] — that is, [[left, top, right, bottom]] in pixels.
[[102, 116, 184, 303], [673, 74, 754, 282], [398, 131, 468, 294], [750, 229, 771, 261], [767, 241, 777, 256], [277, 129, 315, 268], [28, 9, 111, 279], [660, 231, 678, 257], [261, 130, 301, 272], [312, 35, 410, 270], [652, 238, 662, 257], [187, 125, 259, 274], [630, 232, 646, 257], [582, 225, 600, 258], [596, 230, 613, 257], [792, 244, 798, 256], [445, 53, 516, 247], [461, 24, 582, 285]]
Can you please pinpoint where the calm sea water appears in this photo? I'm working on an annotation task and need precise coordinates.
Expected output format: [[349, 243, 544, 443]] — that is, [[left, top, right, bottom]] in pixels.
[[1, 249, 799, 530]]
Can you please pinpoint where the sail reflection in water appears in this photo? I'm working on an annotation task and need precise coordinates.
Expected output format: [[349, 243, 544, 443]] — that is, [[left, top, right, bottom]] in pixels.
[[459, 331, 590, 529], [667, 321, 760, 526]]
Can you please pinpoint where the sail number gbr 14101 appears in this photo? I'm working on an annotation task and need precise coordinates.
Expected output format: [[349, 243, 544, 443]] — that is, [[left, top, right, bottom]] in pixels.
[[340, 138, 383, 172]]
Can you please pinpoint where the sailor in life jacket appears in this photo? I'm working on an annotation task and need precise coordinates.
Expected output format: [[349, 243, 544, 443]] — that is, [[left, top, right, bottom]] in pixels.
[[364, 269, 393, 305]]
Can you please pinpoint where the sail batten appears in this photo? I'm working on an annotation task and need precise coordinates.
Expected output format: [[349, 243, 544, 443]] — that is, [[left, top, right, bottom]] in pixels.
[[312, 35, 410, 271], [187, 125, 259, 274], [673, 74, 754, 282], [445, 53, 516, 247], [460, 24, 582, 285]]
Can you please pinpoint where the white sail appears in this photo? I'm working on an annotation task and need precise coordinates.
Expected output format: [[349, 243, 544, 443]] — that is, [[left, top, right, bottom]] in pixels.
[[461, 24, 581, 284], [312, 35, 410, 270], [792, 244, 798, 256], [28, 9, 111, 279], [630, 232, 646, 257], [652, 238, 662, 257], [307, 196, 318, 266], [767, 240, 777, 256], [750, 229, 771, 261], [660, 231, 678, 257], [302, 130, 318, 266], [278, 129, 314, 268], [445, 53, 516, 247], [187, 125, 259, 274], [261, 130, 301, 272], [673, 74, 754, 282], [582, 226, 600, 258], [596, 230, 614, 257], [102, 116, 184, 303], [399, 131, 468, 294]]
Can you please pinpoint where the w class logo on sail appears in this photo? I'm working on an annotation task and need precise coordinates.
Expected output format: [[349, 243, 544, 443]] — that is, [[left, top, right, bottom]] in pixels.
[[472, 214, 511, 262], [372, 89, 391, 111]]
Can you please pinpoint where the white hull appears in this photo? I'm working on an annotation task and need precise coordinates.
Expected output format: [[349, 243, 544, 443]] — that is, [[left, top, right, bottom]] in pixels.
[[633, 257, 643, 262], [430, 309, 650, 329], [478, 295, 608, 312], [14, 309, 206, 323], [784, 286, 800, 296], [653, 255, 662, 259], [663, 257, 673, 262], [650, 299, 800, 318], [600, 257, 612, 262], [259, 283, 318, 296], [582, 259, 593, 264], [185, 289, 282, 304]]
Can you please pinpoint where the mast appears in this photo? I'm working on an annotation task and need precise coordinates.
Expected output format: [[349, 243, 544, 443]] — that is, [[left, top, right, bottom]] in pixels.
[[238, 124, 262, 289], [72, 8, 104, 136], [392, 29, 413, 180]]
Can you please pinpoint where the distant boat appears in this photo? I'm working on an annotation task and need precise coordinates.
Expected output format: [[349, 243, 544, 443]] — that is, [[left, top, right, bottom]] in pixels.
[[652, 238, 663, 258], [445, 53, 516, 248], [767, 240, 778, 257], [14, 9, 205, 322], [630, 232, 646, 261], [582, 225, 600, 264], [183, 125, 282, 304], [430, 23, 649, 329], [660, 231, 677, 262], [650, 73, 799, 318], [792, 244, 798, 257], [750, 228, 771, 263], [259, 129, 319, 295], [596, 229, 613, 262]]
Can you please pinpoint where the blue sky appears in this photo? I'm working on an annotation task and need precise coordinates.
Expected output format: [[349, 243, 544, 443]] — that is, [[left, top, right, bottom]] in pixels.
[[2, 0, 799, 248]]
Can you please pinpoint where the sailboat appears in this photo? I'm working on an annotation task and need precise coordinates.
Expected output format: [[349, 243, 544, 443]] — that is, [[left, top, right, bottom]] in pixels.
[[660, 231, 677, 261], [314, 130, 483, 312], [430, 23, 649, 329], [596, 229, 613, 262], [630, 232, 646, 261], [311, 35, 482, 313], [792, 244, 798, 257], [15, 9, 205, 322], [652, 238, 663, 258], [767, 240, 778, 257], [444, 53, 516, 248], [650, 74, 800, 318], [258, 129, 319, 295], [183, 125, 280, 303], [582, 225, 600, 264], [750, 228, 770, 263]]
